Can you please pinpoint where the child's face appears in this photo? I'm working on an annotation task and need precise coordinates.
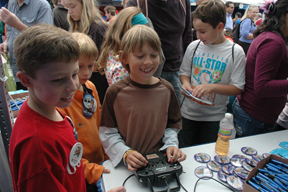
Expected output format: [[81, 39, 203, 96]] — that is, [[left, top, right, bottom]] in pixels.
[[78, 55, 95, 85], [28, 60, 79, 110], [65, 0, 82, 21], [123, 43, 160, 85], [193, 18, 224, 45]]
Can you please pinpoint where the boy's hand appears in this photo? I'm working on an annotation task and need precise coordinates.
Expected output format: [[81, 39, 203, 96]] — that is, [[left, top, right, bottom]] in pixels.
[[103, 168, 110, 173], [192, 84, 214, 98], [108, 186, 126, 192], [0, 40, 8, 54], [180, 83, 194, 98], [166, 146, 186, 164], [125, 151, 148, 171]]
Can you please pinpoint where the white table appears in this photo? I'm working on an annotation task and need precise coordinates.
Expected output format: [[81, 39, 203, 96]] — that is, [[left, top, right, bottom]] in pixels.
[[102, 130, 288, 192]]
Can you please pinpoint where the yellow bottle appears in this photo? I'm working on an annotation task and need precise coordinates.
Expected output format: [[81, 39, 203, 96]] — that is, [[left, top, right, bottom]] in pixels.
[[215, 113, 233, 155]]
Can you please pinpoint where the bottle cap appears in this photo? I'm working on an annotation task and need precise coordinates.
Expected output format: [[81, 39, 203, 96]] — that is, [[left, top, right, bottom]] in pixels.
[[194, 153, 211, 163], [241, 147, 257, 156], [214, 155, 230, 165], [232, 154, 247, 159], [230, 156, 244, 167], [222, 164, 230, 174], [234, 167, 250, 180], [245, 157, 258, 167], [227, 165, 235, 174], [207, 160, 222, 172], [242, 161, 253, 172], [252, 154, 264, 162], [262, 153, 271, 158], [194, 166, 213, 179], [218, 170, 229, 182], [225, 113, 232, 118], [227, 175, 244, 191]]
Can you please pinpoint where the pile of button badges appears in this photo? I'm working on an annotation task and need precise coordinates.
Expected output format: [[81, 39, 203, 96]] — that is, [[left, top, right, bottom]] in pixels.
[[193, 147, 271, 191]]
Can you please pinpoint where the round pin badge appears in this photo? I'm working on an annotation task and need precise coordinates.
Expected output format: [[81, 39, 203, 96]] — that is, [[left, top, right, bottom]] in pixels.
[[222, 164, 230, 174], [67, 142, 83, 174], [245, 158, 258, 167], [252, 154, 264, 162], [242, 161, 253, 172], [214, 155, 230, 165], [218, 170, 229, 183], [227, 165, 235, 175], [232, 154, 246, 159], [234, 167, 250, 180], [194, 166, 213, 179], [207, 160, 222, 172], [194, 153, 211, 163], [241, 147, 257, 156], [82, 93, 97, 118], [262, 153, 271, 158], [230, 157, 244, 167], [227, 175, 244, 191]]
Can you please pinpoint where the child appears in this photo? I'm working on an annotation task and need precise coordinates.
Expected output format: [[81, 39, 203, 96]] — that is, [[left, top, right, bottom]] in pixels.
[[99, 25, 186, 171], [65, 0, 109, 104], [98, 7, 148, 86], [9, 24, 86, 191], [178, 0, 246, 147], [57, 32, 109, 192]]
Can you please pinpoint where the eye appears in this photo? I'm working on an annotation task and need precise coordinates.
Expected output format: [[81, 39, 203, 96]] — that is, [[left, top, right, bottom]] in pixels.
[[52, 78, 63, 83], [88, 65, 93, 68], [151, 54, 158, 58], [137, 55, 144, 59], [72, 73, 78, 78]]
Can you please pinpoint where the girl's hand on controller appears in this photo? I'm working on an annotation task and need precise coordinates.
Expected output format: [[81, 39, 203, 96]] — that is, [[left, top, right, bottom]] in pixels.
[[166, 146, 187, 163], [125, 151, 148, 171]]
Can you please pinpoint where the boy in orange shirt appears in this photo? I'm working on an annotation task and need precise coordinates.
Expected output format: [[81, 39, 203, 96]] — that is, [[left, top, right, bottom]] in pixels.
[[58, 32, 112, 192]]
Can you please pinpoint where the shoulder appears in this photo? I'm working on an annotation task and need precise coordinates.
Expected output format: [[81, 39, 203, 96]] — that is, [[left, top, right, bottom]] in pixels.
[[255, 32, 286, 48], [89, 22, 107, 33], [33, 0, 51, 9], [159, 78, 175, 94], [187, 40, 202, 51], [106, 77, 130, 97]]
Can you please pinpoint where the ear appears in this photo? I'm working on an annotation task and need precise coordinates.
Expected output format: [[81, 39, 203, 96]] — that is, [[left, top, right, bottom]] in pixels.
[[16, 71, 32, 88], [218, 22, 224, 31], [119, 51, 126, 64]]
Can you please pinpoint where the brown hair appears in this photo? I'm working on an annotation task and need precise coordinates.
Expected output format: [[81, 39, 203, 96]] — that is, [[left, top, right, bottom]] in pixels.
[[72, 32, 98, 61], [120, 25, 162, 73], [104, 6, 116, 16], [98, 7, 146, 74], [14, 24, 79, 79], [193, 0, 226, 29]]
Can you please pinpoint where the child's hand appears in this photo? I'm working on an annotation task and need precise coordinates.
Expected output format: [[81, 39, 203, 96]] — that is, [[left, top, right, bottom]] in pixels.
[[125, 151, 148, 171], [180, 83, 194, 98], [103, 168, 110, 173], [192, 84, 214, 98], [166, 146, 187, 164], [108, 186, 126, 192]]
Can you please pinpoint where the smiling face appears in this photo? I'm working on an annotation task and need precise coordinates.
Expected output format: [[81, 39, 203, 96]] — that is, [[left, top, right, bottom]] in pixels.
[[65, 0, 83, 21], [120, 43, 160, 85], [193, 18, 226, 45], [78, 55, 95, 85], [26, 60, 79, 111]]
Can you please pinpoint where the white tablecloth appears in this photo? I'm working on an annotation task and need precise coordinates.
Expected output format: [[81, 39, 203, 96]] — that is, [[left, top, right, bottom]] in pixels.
[[102, 130, 288, 192]]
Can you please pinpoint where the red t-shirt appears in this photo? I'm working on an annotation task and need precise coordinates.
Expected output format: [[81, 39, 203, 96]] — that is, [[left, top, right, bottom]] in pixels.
[[9, 100, 86, 192]]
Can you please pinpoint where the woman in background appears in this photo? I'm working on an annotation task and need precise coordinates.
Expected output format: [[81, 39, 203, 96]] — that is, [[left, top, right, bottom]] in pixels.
[[238, 5, 258, 55]]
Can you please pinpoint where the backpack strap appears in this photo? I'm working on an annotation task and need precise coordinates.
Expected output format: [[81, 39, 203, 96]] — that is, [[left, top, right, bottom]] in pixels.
[[232, 43, 235, 64], [179, 0, 186, 14]]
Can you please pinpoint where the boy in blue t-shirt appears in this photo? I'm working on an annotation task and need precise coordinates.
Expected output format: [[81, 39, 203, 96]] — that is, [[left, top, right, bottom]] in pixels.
[[178, 0, 246, 147]]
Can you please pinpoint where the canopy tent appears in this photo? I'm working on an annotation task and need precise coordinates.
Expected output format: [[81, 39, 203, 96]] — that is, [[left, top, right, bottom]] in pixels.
[[222, 0, 273, 7]]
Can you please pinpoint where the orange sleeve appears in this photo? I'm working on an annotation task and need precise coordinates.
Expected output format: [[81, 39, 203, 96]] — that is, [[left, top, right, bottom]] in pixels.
[[82, 158, 105, 184]]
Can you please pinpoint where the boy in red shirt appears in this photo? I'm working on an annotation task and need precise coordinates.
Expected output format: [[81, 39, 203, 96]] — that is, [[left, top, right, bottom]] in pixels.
[[9, 24, 86, 192]]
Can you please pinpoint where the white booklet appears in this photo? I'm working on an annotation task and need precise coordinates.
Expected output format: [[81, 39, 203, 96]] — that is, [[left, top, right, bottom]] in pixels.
[[178, 84, 213, 105]]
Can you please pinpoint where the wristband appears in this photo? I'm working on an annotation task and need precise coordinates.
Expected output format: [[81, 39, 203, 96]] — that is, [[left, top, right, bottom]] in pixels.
[[123, 149, 135, 161]]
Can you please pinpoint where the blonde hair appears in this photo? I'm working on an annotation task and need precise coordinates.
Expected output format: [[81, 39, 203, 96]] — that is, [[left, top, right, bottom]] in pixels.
[[67, 0, 108, 34], [71, 32, 98, 60], [241, 5, 258, 21], [98, 7, 145, 74], [119, 25, 162, 73]]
